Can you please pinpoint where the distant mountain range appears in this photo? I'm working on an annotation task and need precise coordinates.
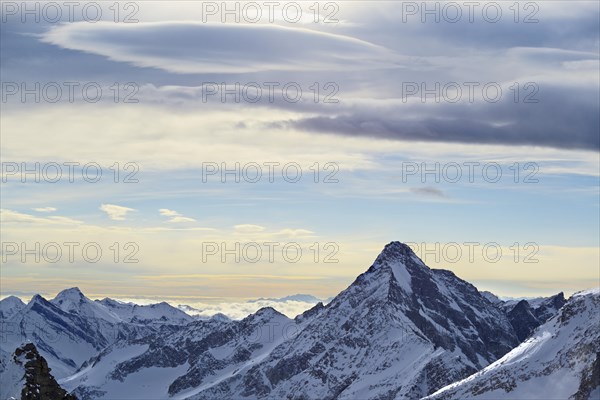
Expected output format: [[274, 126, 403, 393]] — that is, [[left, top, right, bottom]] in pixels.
[[1, 242, 597, 399]]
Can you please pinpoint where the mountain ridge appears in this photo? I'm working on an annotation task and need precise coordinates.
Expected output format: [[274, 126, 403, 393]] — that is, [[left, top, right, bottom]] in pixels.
[[426, 288, 600, 400], [1, 241, 592, 400]]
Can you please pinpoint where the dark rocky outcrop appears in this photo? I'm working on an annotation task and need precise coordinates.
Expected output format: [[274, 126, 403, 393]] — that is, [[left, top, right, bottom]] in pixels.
[[14, 343, 77, 400], [505, 292, 567, 342]]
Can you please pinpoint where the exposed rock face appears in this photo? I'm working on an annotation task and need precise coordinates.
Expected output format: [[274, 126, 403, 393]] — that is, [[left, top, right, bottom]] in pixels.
[[65, 307, 293, 400], [504, 292, 567, 341], [0, 289, 190, 380], [0, 242, 588, 400], [573, 351, 600, 400], [14, 343, 77, 400], [426, 288, 600, 400], [507, 300, 541, 341], [180, 242, 519, 399], [53, 242, 521, 399], [294, 301, 325, 324], [533, 292, 567, 322]]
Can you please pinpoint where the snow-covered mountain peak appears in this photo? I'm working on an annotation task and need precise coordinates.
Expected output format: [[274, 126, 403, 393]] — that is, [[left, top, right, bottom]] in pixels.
[[209, 312, 231, 323], [97, 297, 132, 307], [245, 306, 286, 323], [96, 297, 194, 325], [50, 288, 124, 324], [374, 241, 421, 266], [364, 241, 429, 295], [183, 241, 520, 400], [27, 293, 49, 307], [0, 295, 25, 307], [0, 295, 26, 319], [150, 301, 170, 308], [1, 243, 580, 400], [558, 288, 599, 326], [51, 287, 92, 308], [54, 287, 85, 299], [52, 287, 87, 307]]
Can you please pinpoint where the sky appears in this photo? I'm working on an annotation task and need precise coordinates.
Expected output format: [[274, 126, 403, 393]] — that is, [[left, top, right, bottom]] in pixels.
[[1, 1, 599, 307]]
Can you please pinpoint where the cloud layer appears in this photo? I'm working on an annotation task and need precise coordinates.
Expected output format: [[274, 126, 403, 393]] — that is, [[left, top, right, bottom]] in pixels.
[[41, 22, 393, 74]]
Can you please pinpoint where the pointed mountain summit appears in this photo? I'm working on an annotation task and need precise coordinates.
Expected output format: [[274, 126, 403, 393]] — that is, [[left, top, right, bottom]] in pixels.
[[51, 287, 121, 324], [28, 294, 47, 305], [185, 241, 519, 399], [365, 241, 425, 293], [373, 241, 422, 264], [7, 241, 578, 399], [51, 287, 89, 313], [501, 291, 567, 342], [54, 287, 85, 300], [5, 294, 115, 379], [534, 291, 566, 321], [2, 292, 192, 382], [250, 306, 286, 319]]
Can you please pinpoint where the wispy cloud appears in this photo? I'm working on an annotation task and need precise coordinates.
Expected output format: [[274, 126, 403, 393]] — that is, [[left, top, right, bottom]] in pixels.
[[234, 224, 266, 233], [159, 208, 196, 223], [0, 209, 82, 225], [32, 207, 57, 213], [100, 204, 135, 221]]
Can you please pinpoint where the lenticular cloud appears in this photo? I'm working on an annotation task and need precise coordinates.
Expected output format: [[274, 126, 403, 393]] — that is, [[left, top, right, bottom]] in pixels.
[[41, 21, 396, 74]]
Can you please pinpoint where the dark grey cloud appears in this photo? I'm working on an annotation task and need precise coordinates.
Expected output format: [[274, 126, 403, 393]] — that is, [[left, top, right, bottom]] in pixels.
[[281, 84, 600, 151], [1, 3, 597, 152]]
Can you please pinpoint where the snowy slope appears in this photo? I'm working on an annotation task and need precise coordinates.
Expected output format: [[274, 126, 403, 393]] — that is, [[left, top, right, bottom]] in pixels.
[[1, 295, 115, 378], [51, 288, 121, 324], [0, 343, 76, 400], [61, 308, 293, 400], [426, 288, 600, 400], [0, 293, 155, 379], [0, 296, 26, 320], [0, 347, 25, 400], [97, 298, 194, 326], [50, 288, 193, 326], [3, 242, 591, 399], [180, 242, 519, 399], [59, 341, 178, 400], [1, 290, 194, 382], [480, 291, 502, 305]]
